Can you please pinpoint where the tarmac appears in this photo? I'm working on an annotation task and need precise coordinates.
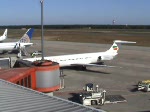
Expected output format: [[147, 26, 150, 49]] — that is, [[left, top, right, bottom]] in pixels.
[[2, 39, 150, 112]]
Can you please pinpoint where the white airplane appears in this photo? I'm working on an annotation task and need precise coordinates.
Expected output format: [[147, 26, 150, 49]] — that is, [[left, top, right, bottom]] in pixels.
[[0, 28, 34, 56], [0, 29, 7, 42], [24, 40, 136, 69]]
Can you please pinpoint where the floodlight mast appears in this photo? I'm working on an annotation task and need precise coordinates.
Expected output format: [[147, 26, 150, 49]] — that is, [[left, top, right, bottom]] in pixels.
[[40, 0, 44, 61]]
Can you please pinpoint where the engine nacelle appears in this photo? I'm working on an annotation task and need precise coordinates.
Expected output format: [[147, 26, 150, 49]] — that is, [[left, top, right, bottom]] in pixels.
[[97, 56, 101, 61], [15, 43, 25, 50], [14, 43, 19, 49], [100, 55, 114, 60]]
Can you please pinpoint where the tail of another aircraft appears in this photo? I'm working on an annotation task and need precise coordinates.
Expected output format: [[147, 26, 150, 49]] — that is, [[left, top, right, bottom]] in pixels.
[[0, 29, 7, 41], [3, 29, 7, 37], [18, 28, 34, 43], [106, 40, 136, 53]]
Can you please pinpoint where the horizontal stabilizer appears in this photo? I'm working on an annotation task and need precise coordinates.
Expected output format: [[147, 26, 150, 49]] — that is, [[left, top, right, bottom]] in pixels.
[[114, 40, 136, 44]]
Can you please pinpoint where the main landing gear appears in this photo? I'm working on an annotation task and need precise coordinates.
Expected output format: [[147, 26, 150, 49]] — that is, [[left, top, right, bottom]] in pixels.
[[81, 66, 87, 71]]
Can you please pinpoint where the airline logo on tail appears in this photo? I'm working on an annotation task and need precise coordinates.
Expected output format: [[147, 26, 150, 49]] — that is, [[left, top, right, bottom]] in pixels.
[[113, 45, 119, 51], [18, 28, 34, 43]]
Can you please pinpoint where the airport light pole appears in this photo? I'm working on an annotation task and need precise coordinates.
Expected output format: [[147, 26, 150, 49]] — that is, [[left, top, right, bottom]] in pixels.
[[40, 0, 44, 61]]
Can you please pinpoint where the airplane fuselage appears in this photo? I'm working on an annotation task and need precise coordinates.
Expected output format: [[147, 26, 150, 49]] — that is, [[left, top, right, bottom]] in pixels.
[[24, 40, 136, 68], [0, 43, 33, 51], [25, 51, 117, 67]]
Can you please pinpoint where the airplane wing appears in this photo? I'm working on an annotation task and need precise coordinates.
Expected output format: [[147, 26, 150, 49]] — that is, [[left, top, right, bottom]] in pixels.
[[71, 63, 117, 68], [21, 43, 33, 47]]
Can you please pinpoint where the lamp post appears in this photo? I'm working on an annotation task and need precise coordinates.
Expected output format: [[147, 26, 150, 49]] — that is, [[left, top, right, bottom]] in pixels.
[[40, 0, 44, 61]]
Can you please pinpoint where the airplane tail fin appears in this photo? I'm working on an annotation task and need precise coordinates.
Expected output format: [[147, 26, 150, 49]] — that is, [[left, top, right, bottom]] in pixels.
[[106, 40, 136, 53], [107, 41, 119, 53], [18, 28, 34, 43], [3, 29, 7, 37]]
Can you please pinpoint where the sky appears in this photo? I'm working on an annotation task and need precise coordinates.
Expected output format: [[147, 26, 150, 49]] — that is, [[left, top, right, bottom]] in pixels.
[[0, 0, 150, 25]]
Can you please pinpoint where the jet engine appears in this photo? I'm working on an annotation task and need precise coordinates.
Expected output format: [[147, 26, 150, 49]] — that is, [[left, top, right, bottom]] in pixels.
[[97, 56, 102, 62], [99, 55, 114, 61]]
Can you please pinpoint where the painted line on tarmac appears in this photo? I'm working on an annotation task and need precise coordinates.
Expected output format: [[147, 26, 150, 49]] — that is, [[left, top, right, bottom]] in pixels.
[[123, 92, 149, 97]]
